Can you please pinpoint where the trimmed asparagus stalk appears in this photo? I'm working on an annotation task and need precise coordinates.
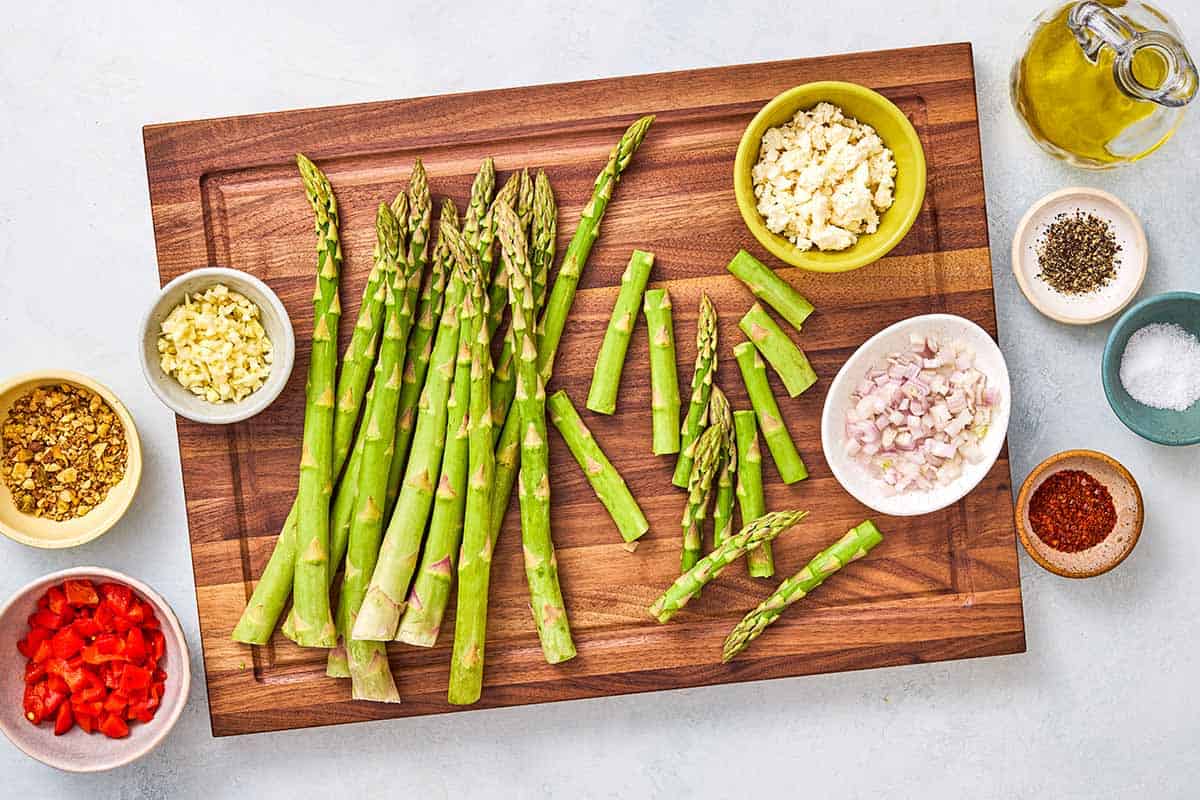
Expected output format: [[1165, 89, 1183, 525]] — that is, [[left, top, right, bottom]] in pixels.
[[548, 389, 649, 543], [733, 341, 807, 484], [446, 226, 500, 701], [394, 295, 471, 648], [389, 200, 456, 512], [332, 211, 407, 701], [587, 249, 655, 414], [351, 242, 468, 642], [537, 115, 655, 381], [711, 392, 736, 550], [290, 154, 344, 649], [497, 201, 575, 665], [726, 249, 814, 332], [489, 117, 654, 547], [672, 294, 718, 486], [734, 410, 772, 577], [643, 288, 681, 456], [649, 510, 810, 623], [739, 303, 817, 397], [483, 173, 522, 339], [722, 521, 883, 661], [462, 158, 496, 250], [681, 386, 730, 571]]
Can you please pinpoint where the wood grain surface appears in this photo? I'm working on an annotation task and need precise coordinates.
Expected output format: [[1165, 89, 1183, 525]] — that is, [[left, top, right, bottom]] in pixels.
[[143, 42, 1025, 737]]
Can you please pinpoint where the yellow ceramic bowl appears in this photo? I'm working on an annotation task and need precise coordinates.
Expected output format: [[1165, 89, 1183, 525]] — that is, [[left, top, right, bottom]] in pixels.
[[733, 81, 927, 273], [0, 371, 142, 548]]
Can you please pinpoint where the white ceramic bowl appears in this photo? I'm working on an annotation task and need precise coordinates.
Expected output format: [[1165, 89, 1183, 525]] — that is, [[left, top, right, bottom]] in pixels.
[[1011, 187, 1147, 325], [140, 267, 294, 424], [820, 314, 1012, 517], [0, 567, 190, 772]]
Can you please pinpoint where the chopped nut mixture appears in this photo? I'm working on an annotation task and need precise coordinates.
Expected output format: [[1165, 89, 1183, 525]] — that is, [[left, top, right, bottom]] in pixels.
[[158, 283, 274, 403], [2, 384, 128, 520]]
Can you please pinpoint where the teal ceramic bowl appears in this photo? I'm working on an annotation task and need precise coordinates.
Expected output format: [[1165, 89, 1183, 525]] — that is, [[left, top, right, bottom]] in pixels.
[[1102, 291, 1200, 446]]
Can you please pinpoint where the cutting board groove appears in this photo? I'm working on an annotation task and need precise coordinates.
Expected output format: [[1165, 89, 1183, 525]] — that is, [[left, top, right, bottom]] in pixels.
[[144, 42, 1025, 736]]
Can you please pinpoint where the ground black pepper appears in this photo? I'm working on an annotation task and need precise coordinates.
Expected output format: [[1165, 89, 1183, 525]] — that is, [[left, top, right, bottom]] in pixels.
[[1035, 210, 1121, 295]]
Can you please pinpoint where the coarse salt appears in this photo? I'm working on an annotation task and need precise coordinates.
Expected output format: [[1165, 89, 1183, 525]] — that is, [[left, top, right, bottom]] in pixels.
[[1119, 322, 1200, 412]]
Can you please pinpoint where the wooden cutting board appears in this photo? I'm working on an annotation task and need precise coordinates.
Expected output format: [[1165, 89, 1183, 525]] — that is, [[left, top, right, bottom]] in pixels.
[[144, 42, 1024, 737]]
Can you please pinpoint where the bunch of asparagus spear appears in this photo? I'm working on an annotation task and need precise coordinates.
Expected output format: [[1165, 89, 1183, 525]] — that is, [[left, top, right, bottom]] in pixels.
[[232, 115, 655, 704]]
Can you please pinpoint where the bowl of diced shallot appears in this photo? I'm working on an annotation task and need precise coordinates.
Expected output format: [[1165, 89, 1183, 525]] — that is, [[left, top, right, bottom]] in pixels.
[[820, 314, 1011, 516]]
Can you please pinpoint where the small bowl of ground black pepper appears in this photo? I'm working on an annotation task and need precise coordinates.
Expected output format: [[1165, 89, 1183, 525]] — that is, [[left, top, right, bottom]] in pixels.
[[1012, 187, 1147, 325], [1016, 449, 1143, 578], [0, 371, 142, 548]]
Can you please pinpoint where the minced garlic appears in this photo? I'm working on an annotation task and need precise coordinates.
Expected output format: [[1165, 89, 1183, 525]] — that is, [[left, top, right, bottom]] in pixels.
[[158, 284, 273, 403], [752, 102, 897, 252]]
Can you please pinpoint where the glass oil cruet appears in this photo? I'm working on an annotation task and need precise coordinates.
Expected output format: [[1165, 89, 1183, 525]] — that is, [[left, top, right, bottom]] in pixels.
[[1012, 1, 1197, 168]]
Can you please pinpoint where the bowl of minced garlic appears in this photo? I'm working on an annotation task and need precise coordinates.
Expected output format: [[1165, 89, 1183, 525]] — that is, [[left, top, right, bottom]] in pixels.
[[0, 372, 142, 548], [734, 81, 926, 273], [140, 267, 294, 424]]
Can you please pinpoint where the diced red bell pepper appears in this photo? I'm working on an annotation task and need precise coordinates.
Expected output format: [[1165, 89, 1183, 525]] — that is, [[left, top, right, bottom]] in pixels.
[[46, 674, 70, 696], [47, 586, 69, 616], [23, 683, 46, 725], [75, 710, 95, 734], [99, 583, 134, 616], [72, 616, 102, 638], [99, 713, 129, 739], [150, 630, 166, 662], [24, 660, 46, 683], [53, 702, 74, 736], [125, 627, 147, 662], [31, 639, 53, 665], [103, 692, 127, 716], [29, 609, 64, 630], [50, 627, 85, 660], [120, 664, 152, 693], [64, 579, 99, 607], [17, 625, 51, 658]]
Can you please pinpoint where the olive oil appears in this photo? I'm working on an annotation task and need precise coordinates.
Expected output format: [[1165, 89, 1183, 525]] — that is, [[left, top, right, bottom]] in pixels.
[[1015, 3, 1167, 164]]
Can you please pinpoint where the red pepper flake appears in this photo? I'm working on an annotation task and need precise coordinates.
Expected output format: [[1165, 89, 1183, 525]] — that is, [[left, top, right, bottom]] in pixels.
[[1028, 469, 1117, 553]]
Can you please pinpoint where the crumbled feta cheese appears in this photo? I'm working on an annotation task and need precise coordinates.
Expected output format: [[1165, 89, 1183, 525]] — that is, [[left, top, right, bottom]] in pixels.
[[158, 283, 274, 403], [751, 102, 898, 252]]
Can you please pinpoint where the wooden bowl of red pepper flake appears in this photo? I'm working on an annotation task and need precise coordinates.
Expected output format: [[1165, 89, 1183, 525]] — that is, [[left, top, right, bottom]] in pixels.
[[1016, 450, 1144, 578], [0, 567, 189, 772]]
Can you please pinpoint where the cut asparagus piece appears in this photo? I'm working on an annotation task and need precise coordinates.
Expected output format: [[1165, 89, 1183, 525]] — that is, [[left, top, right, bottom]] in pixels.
[[548, 389, 649, 543], [351, 241, 467, 642], [333, 208, 407, 701], [489, 116, 655, 547], [733, 341, 807, 484], [497, 201, 575, 666], [388, 200, 456, 513], [726, 249, 814, 332], [739, 303, 817, 397], [681, 416, 723, 573], [643, 288, 681, 456], [447, 224, 500, 701], [649, 510, 809, 623], [722, 521, 883, 661], [733, 410, 772, 577], [290, 154, 344, 649], [587, 250, 655, 414], [711, 394, 736, 550], [673, 294, 717, 486]]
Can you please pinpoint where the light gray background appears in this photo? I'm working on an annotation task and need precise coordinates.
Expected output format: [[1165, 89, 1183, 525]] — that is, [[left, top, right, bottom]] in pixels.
[[2, 1, 1197, 797]]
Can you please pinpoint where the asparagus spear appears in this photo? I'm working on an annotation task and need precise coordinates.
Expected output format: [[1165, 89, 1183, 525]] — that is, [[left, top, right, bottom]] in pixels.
[[388, 201, 456, 512], [290, 154, 345, 649], [722, 521, 883, 661], [673, 294, 718, 486], [331, 208, 408, 701], [733, 341, 807, 484], [447, 224, 501, 702], [587, 250, 655, 415], [548, 389, 649, 543], [733, 410, 772, 577], [497, 201, 576, 665], [488, 116, 655, 547], [643, 288, 681, 456], [681, 386, 731, 572], [739, 303, 817, 397], [536, 115, 655, 380], [394, 287, 472, 648], [649, 510, 809, 623], [711, 394, 737, 550], [351, 239, 468, 642], [490, 172, 553, 440], [483, 173, 522, 339], [726, 249, 814, 332]]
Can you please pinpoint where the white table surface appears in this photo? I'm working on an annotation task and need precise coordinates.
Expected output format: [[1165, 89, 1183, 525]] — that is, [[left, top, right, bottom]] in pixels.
[[3, 1, 1198, 796]]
